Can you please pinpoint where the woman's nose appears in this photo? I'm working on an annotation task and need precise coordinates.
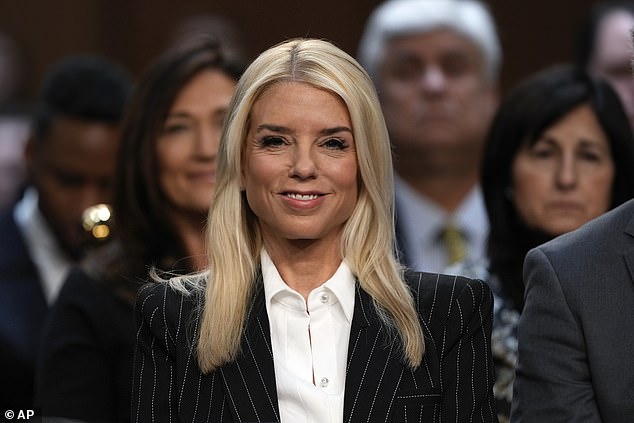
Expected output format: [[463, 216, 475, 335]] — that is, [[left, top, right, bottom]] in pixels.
[[193, 124, 219, 158], [289, 144, 317, 179], [555, 155, 578, 189]]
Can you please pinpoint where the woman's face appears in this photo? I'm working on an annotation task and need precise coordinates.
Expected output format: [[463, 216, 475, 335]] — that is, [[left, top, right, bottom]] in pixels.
[[157, 69, 236, 214], [511, 103, 615, 236], [243, 82, 358, 250]]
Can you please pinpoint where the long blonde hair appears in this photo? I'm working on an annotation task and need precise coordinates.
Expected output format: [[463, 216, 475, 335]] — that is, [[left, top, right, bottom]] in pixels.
[[190, 38, 424, 372]]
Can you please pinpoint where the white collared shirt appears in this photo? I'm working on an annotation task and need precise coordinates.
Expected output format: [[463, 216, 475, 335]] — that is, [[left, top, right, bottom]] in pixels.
[[13, 187, 72, 304], [261, 249, 355, 423], [395, 175, 489, 273]]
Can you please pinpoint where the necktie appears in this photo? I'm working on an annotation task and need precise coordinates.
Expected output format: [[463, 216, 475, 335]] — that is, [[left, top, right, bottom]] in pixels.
[[442, 223, 466, 265]]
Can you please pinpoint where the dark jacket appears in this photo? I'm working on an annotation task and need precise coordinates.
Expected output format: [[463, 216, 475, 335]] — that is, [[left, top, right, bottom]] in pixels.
[[36, 267, 136, 422], [132, 271, 497, 422], [513, 198, 634, 422], [0, 209, 48, 407]]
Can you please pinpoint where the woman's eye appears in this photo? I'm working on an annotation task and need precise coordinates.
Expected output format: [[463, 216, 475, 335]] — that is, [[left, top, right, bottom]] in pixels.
[[322, 137, 347, 150], [163, 123, 189, 135], [579, 151, 601, 162], [529, 147, 553, 159], [260, 136, 286, 147]]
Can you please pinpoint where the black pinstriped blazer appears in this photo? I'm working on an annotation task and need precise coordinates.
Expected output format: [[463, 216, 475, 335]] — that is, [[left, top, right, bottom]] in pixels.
[[131, 271, 497, 422]]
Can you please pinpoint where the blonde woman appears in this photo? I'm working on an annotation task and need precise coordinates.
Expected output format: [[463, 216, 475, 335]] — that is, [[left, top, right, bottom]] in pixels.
[[131, 38, 497, 423]]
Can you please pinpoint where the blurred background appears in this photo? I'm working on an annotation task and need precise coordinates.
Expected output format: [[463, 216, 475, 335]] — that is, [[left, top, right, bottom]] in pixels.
[[0, 0, 603, 104]]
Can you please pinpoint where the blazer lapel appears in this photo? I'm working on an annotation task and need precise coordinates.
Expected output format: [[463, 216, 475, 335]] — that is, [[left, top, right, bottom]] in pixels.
[[220, 275, 280, 422], [219, 278, 408, 422], [343, 283, 406, 423]]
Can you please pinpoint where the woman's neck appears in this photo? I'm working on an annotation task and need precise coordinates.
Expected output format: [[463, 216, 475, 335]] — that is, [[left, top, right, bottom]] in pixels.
[[264, 238, 344, 301]]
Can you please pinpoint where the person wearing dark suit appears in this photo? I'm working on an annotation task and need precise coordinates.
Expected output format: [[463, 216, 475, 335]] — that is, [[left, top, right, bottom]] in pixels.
[[511, 198, 634, 422], [0, 56, 131, 407], [0, 210, 47, 406], [357, 0, 501, 273], [37, 266, 135, 420], [35, 39, 244, 422], [131, 38, 497, 423]]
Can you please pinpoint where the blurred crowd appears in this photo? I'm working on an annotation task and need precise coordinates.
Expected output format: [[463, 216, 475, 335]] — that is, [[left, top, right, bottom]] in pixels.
[[1, 1, 633, 422]]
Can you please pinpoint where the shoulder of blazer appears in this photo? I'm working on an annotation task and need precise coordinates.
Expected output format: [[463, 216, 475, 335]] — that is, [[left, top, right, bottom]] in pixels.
[[404, 270, 492, 310], [403, 270, 493, 346], [135, 281, 201, 350]]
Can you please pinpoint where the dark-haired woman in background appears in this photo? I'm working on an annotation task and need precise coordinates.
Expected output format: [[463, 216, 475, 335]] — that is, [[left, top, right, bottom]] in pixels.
[[35, 39, 244, 422], [452, 64, 634, 422]]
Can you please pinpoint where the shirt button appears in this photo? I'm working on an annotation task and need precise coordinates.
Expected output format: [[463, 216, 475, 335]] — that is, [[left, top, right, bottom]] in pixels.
[[320, 293, 329, 304], [320, 377, 329, 387]]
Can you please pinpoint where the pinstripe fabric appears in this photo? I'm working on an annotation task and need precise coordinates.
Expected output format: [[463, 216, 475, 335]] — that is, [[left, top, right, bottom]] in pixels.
[[131, 271, 497, 422]]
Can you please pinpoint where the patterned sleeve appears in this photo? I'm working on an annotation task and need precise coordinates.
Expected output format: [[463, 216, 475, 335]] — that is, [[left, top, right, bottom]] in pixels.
[[130, 283, 185, 423], [437, 276, 497, 422]]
